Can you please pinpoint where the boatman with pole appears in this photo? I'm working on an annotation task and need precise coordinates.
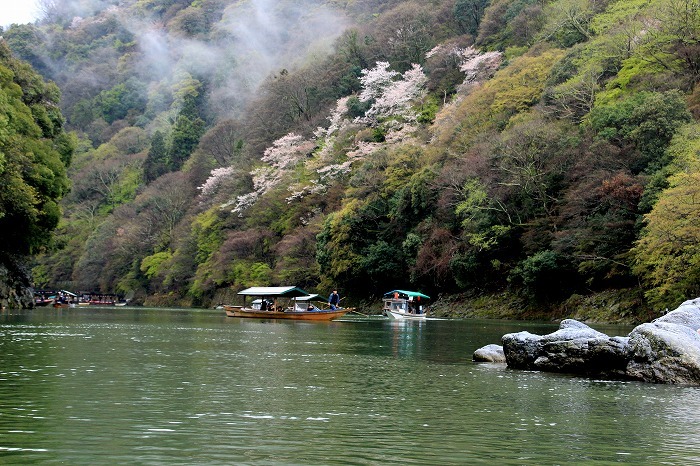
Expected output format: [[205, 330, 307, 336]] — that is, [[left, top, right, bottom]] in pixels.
[[328, 289, 340, 310]]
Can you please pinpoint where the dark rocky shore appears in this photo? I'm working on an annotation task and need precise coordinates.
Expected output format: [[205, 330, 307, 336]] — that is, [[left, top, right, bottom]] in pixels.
[[474, 298, 700, 385], [0, 256, 34, 310]]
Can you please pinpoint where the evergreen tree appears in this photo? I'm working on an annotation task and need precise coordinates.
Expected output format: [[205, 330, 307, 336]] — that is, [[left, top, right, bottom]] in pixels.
[[168, 94, 206, 171], [454, 0, 490, 36], [143, 131, 169, 183]]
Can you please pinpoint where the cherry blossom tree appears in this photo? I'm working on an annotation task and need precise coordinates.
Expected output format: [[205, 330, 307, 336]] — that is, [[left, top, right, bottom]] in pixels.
[[207, 60, 432, 213], [197, 167, 236, 197], [358, 62, 400, 102], [228, 133, 313, 214], [458, 46, 502, 83], [357, 62, 427, 123]]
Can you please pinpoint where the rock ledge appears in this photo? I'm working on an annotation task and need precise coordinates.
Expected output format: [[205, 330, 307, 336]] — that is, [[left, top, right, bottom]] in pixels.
[[473, 298, 700, 385]]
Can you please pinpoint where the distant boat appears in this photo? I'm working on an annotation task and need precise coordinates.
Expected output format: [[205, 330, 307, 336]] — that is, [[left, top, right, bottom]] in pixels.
[[34, 296, 53, 307], [224, 286, 351, 321], [382, 290, 430, 319], [36, 289, 78, 308]]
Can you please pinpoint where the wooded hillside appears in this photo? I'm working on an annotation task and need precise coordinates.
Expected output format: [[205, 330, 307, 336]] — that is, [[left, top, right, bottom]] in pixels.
[[4, 0, 700, 317]]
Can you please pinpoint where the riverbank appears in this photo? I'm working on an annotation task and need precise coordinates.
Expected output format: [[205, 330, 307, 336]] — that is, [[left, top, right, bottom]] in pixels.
[[99, 286, 660, 325], [430, 289, 658, 325]]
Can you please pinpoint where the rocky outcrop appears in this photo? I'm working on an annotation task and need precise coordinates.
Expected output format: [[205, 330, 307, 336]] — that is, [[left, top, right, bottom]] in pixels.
[[472, 343, 506, 363], [473, 298, 700, 385], [0, 255, 34, 309]]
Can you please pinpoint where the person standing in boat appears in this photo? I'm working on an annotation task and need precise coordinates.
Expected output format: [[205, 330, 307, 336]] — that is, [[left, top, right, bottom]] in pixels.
[[328, 290, 340, 310]]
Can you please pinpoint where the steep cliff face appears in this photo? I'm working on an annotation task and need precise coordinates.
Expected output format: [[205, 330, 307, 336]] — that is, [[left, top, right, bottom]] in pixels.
[[0, 255, 34, 309]]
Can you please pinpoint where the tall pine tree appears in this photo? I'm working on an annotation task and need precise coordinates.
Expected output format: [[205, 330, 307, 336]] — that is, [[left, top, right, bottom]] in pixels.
[[143, 130, 168, 183], [169, 93, 206, 171]]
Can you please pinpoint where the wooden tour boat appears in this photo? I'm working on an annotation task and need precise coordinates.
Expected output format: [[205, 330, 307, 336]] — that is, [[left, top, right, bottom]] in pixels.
[[382, 290, 430, 319], [224, 286, 352, 321]]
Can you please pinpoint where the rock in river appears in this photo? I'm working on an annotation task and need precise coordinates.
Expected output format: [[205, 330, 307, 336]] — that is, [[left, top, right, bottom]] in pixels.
[[472, 344, 506, 363], [473, 298, 700, 385]]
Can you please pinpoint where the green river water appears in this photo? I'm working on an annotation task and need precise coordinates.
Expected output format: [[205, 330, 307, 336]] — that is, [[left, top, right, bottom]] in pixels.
[[0, 307, 699, 465]]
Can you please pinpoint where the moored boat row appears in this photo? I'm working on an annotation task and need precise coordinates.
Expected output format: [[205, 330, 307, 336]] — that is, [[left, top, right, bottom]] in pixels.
[[33, 290, 129, 307]]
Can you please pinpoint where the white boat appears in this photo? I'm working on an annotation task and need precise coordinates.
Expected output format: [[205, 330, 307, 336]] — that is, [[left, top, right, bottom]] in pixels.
[[382, 290, 430, 319]]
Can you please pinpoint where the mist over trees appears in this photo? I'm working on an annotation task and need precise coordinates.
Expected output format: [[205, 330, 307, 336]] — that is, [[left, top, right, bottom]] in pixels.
[[4, 0, 700, 316]]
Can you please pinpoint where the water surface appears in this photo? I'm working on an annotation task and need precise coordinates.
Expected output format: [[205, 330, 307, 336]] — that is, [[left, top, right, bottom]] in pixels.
[[0, 308, 698, 464]]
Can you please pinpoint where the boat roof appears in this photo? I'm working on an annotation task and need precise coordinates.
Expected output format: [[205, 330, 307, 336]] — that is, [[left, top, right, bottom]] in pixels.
[[383, 289, 431, 299], [237, 286, 310, 297], [294, 294, 325, 302]]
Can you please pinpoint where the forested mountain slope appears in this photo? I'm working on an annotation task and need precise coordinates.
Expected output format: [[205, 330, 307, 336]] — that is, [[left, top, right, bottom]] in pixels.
[[4, 0, 700, 318], [0, 41, 74, 308]]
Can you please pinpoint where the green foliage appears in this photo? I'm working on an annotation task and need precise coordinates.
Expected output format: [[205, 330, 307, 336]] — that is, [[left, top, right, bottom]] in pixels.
[[597, 57, 668, 104], [346, 96, 370, 118], [633, 170, 700, 308], [477, 0, 545, 50], [316, 204, 366, 284], [416, 95, 439, 124], [489, 50, 566, 114], [168, 94, 206, 170], [454, 0, 490, 36], [231, 262, 273, 288], [94, 79, 146, 124], [587, 90, 692, 172], [0, 43, 73, 255], [638, 122, 700, 211], [540, 0, 596, 48], [143, 131, 169, 182], [140, 251, 173, 279], [509, 250, 573, 301], [589, 0, 652, 35]]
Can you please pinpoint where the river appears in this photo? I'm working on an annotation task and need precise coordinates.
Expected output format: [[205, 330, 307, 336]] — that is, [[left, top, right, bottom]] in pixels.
[[0, 307, 698, 465]]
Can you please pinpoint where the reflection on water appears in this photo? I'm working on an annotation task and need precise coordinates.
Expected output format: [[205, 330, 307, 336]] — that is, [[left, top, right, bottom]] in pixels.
[[0, 308, 698, 464]]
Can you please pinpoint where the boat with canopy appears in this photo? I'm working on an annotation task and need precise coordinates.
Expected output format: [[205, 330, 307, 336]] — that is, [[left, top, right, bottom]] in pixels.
[[224, 286, 351, 320], [382, 290, 430, 319]]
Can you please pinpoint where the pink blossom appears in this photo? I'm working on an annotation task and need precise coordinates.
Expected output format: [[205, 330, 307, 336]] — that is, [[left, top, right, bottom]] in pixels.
[[231, 134, 314, 213], [458, 46, 502, 83], [197, 166, 236, 196], [357, 62, 427, 123], [261, 133, 313, 169], [358, 62, 399, 102]]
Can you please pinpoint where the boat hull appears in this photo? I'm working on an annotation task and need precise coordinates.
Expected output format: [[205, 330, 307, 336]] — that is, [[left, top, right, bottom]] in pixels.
[[224, 306, 351, 321], [386, 309, 427, 319]]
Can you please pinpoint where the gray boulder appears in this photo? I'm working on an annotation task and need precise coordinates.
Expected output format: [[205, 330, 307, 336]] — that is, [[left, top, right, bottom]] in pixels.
[[653, 298, 700, 330], [497, 300, 700, 384], [473, 344, 506, 363], [502, 319, 629, 377], [626, 321, 700, 384]]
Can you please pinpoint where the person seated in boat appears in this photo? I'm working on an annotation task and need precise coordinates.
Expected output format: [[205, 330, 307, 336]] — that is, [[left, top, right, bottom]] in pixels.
[[328, 290, 340, 310]]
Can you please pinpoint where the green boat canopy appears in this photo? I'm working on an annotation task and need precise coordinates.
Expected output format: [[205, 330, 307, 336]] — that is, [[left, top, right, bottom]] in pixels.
[[383, 290, 431, 300], [238, 286, 310, 297]]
